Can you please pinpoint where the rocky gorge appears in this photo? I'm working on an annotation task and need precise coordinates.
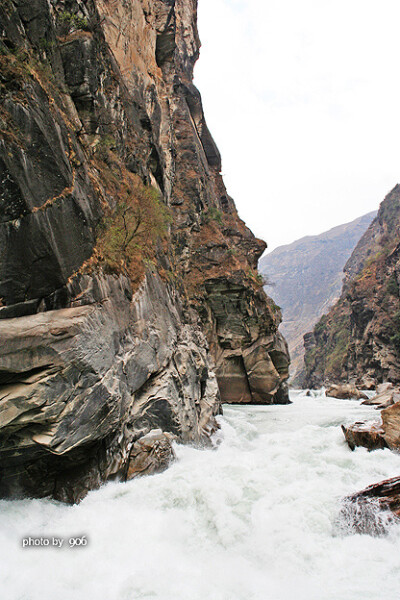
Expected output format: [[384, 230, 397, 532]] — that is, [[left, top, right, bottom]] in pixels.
[[260, 211, 376, 385], [301, 186, 400, 532], [304, 185, 400, 390], [0, 0, 290, 502]]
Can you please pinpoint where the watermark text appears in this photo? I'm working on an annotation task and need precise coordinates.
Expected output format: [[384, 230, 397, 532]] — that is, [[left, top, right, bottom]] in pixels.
[[21, 535, 88, 549]]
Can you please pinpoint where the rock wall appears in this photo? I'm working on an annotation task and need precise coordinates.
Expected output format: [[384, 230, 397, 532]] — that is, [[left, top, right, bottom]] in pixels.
[[304, 185, 400, 389], [0, 0, 289, 500]]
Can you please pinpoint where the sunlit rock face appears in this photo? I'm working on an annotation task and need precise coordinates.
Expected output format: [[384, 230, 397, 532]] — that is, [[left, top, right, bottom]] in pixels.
[[0, 0, 289, 500]]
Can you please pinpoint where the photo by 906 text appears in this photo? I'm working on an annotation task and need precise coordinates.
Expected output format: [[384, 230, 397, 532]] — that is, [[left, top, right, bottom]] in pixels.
[[22, 535, 88, 549]]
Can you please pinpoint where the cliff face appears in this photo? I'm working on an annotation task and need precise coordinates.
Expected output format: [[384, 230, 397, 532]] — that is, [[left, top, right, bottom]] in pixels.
[[0, 0, 289, 501], [260, 212, 376, 385], [304, 186, 400, 389]]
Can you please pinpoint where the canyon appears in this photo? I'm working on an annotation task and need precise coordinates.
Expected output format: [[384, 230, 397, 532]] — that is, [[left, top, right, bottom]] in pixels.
[[1, 0, 399, 558], [304, 185, 400, 389], [260, 211, 376, 385]]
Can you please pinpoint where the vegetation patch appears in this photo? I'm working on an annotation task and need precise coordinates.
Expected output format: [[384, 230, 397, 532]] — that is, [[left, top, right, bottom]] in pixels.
[[202, 206, 223, 225], [386, 273, 399, 297], [96, 164, 170, 285], [59, 11, 90, 34]]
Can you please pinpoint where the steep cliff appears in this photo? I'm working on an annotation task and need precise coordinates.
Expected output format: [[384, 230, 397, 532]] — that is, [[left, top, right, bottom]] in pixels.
[[260, 211, 376, 385], [0, 0, 289, 501], [304, 185, 400, 389]]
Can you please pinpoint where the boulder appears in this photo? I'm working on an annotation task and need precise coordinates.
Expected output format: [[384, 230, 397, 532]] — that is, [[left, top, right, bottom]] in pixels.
[[377, 382, 394, 394], [341, 421, 388, 451], [381, 401, 400, 450], [360, 376, 376, 391], [361, 387, 400, 409], [126, 430, 176, 480], [326, 383, 368, 400], [339, 476, 400, 535], [342, 401, 400, 452]]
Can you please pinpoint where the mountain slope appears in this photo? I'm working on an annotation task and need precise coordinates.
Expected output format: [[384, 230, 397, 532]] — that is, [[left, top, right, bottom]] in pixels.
[[304, 185, 400, 388], [260, 211, 376, 384]]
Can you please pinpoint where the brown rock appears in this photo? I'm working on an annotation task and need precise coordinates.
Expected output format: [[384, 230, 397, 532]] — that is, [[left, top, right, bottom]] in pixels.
[[342, 400, 400, 451], [360, 376, 376, 390], [377, 382, 395, 394], [340, 476, 400, 535], [341, 421, 388, 451], [126, 430, 176, 481], [361, 387, 400, 409], [381, 401, 400, 450], [326, 384, 368, 400]]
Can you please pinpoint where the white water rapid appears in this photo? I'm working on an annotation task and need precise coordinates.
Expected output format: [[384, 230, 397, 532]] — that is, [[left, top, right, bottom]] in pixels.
[[1, 391, 400, 600]]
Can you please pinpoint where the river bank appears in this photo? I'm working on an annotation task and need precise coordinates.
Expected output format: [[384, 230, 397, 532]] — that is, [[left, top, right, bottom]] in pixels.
[[1, 391, 400, 599]]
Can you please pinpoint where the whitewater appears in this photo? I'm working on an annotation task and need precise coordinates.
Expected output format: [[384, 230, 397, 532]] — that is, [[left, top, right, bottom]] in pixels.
[[1, 390, 400, 600]]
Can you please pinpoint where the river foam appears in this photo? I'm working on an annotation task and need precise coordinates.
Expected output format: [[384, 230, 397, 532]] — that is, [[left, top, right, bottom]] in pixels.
[[1, 391, 400, 599]]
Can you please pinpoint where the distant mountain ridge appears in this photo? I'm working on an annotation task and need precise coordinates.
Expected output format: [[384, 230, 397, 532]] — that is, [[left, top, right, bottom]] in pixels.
[[260, 211, 377, 384]]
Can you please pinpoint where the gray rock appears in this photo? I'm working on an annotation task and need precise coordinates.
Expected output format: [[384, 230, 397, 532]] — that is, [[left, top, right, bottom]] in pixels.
[[126, 429, 176, 480], [0, 272, 220, 501]]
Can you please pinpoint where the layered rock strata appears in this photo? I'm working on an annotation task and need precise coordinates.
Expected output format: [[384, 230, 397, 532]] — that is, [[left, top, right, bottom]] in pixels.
[[0, 0, 289, 500], [361, 383, 400, 409], [341, 400, 400, 453], [339, 476, 400, 536]]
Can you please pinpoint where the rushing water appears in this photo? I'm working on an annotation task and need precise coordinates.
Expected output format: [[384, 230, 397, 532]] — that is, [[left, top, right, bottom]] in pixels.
[[1, 390, 400, 600]]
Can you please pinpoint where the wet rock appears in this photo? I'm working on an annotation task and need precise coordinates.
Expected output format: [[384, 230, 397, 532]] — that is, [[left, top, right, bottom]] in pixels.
[[339, 476, 400, 535], [342, 400, 400, 452], [361, 386, 400, 409], [126, 430, 176, 480], [326, 384, 368, 400], [341, 421, 388, 451]]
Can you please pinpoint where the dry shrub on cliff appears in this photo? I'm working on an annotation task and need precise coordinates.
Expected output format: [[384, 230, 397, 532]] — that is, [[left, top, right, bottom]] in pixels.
[[97, 172, 170, 283]]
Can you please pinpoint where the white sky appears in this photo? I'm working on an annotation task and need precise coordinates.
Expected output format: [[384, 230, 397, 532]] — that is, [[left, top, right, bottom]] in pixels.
[[194, 0, 400, 252]]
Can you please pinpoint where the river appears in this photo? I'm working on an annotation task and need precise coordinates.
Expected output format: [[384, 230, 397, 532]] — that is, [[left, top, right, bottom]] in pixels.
[[1, 390, 400, 599]]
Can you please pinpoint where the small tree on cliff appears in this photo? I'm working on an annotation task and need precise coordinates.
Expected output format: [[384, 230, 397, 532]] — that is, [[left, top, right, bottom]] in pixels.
[[98, 173, 170, 277]]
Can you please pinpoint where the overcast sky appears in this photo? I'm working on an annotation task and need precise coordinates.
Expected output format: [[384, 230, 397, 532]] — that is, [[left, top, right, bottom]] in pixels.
[[194, 0, 400, 252]]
